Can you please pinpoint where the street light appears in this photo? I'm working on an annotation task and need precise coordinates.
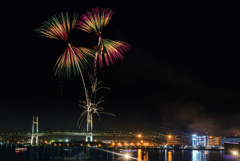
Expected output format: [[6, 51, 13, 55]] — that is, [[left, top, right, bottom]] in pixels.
[[232, 151, 239, 160], [123, 153, 131, 160], [125, 154, 130, 158], [233, 151, 238, 155]]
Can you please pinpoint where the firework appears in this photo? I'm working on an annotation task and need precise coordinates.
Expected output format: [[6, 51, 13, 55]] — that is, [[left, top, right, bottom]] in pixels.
[[54, 45, 95, 77], [35, 12, 94, 77], [77, 74, 115, 129], [76, 8, 114, 36], [76, 8, 131, 68], [36, 12, 78, 41], [97, 39, 131, 68]]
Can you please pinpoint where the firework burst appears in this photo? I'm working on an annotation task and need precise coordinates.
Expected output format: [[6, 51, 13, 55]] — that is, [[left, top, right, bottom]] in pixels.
[[54, 45, 95, 77], [76, 8, 131, 68], [35, 12, 94, 77], [76, 8, 114, 36], [98, 39, 131, 68]]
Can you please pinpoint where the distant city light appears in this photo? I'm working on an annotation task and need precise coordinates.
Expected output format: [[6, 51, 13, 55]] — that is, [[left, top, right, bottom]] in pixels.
[[65, 139, 68, 142]]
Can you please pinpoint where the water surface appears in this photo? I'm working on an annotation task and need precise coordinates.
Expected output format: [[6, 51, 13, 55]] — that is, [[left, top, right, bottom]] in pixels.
[[0, 146, 238, 161]]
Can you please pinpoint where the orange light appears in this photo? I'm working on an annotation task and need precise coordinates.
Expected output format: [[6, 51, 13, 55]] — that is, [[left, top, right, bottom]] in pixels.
[[138, 134, 142, 138]]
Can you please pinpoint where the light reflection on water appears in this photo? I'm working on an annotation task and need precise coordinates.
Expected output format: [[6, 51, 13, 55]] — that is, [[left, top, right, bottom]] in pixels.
[[192, 150, 207, 161], [168, 151, 172, 161], [0, 145, 239, 161], [122, 149, 236, 161], [137, 149, 142, 161]]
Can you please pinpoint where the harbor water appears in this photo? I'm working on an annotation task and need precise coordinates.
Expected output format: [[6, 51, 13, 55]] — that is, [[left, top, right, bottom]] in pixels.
[[0, 145, 238, 161]]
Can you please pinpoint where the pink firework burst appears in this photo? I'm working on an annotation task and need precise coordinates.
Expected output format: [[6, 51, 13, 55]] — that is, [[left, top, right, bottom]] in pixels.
[[76, 8, 114, 36]]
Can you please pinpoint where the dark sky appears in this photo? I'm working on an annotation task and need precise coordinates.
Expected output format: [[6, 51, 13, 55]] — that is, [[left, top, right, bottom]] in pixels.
[[1, 0, 240, 135]]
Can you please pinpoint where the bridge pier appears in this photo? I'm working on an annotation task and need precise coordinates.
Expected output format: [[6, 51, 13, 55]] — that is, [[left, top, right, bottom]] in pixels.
[[85, 114, 93, 142], [85, 133, 93, 142], [30, 116, 39, 146]]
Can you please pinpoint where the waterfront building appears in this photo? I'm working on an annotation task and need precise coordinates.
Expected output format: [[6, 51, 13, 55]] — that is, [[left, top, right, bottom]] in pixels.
[[208, 136, 220, 146], [167, 135, 190, 146], [192, 134, 208, 147]]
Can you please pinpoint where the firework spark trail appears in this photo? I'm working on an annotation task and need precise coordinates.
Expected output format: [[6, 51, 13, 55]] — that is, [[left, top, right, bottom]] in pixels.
[[77, 74, 115, 129]]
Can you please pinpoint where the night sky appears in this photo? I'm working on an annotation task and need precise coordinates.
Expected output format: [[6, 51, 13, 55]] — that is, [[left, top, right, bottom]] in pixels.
[[1, 0, 240, 135]]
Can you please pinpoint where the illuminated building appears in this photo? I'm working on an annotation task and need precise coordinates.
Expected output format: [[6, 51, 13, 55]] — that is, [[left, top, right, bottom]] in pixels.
[[167, 135, 190, 146], [208, 136, 220, 146], [192, 134, 208, 147]]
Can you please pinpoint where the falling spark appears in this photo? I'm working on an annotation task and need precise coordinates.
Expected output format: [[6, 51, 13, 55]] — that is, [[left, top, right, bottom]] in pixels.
[[77, 74, 115, 129]]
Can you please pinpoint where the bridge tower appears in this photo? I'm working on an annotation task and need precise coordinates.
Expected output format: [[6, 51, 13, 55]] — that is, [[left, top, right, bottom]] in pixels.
[[30, 116, 38, 146], [85, 114, 93, 142]]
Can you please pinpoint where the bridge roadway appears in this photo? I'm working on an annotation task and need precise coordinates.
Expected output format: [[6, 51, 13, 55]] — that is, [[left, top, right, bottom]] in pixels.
[[1, 131, 167, 139]]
